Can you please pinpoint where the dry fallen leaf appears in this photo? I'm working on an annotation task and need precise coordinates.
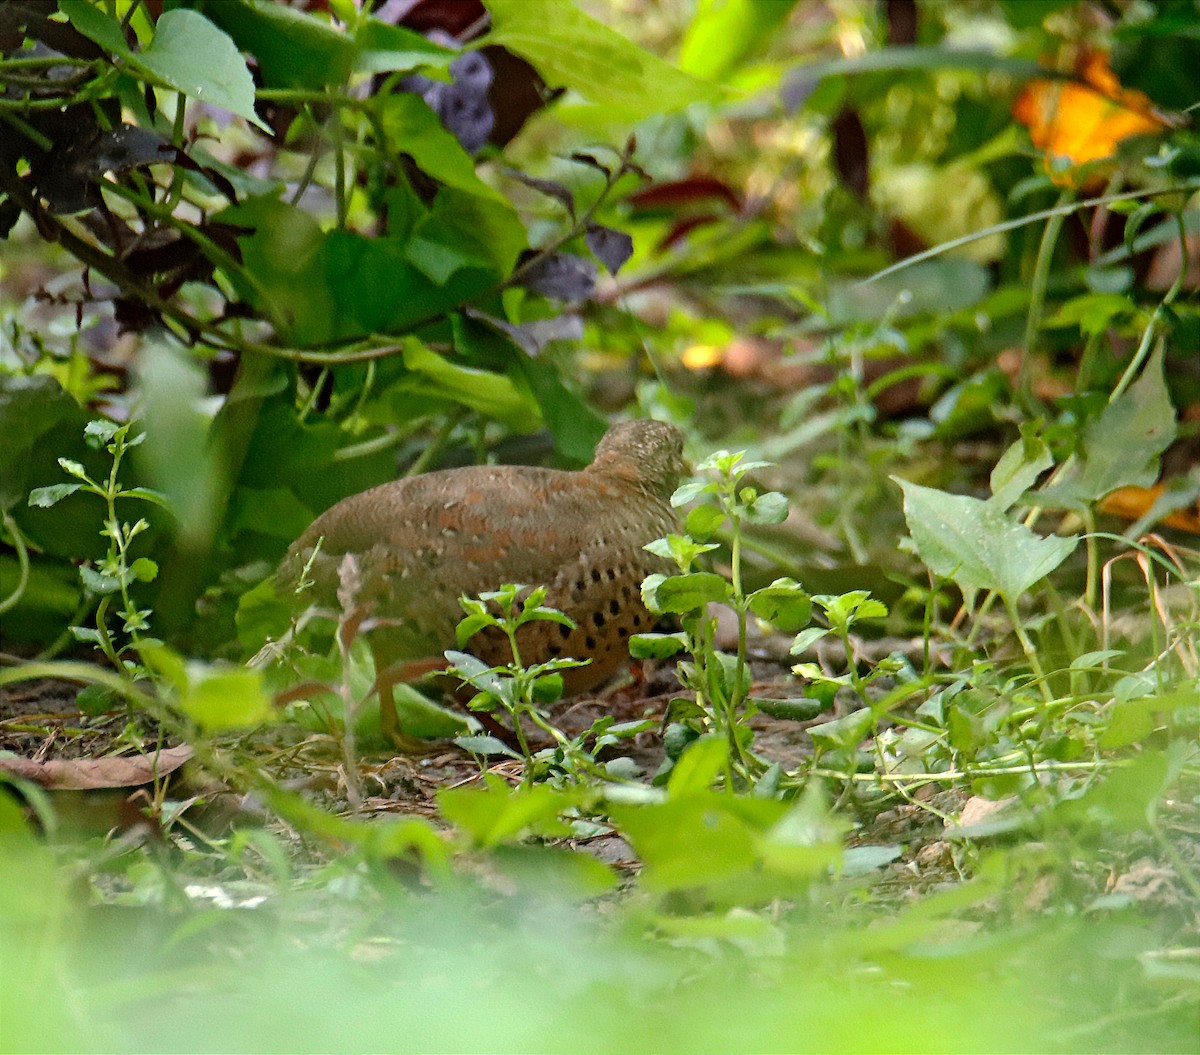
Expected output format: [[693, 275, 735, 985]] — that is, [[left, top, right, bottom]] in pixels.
[[1099, 484, 1200, 534], [1014, 49, 1170, 183], [0, 744, 193, 790]]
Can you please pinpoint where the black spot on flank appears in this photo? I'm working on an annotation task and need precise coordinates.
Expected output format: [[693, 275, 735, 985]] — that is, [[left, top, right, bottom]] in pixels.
[[592, 612, 605, 628], [575, 578, 586, 592], [591, 568, 602, 583], [609, 599, 620, 616], [606, 568, 617, 580], [585, 635, 597, 650], [632, 614, 643, 627], [559, 623, 572, 640], [548, 644, 562, 657], [618, 627, 628, 638]]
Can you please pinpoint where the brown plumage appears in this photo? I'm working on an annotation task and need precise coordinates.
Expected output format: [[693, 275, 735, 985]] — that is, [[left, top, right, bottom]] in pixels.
[[278, 419, 685, 745]]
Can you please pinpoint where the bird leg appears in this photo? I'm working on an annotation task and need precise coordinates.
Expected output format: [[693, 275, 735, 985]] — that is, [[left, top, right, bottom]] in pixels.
[[371, 646, 449, 754]]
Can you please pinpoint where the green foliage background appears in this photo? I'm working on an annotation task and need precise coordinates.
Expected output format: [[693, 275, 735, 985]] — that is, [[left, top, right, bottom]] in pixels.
[[2, 0, 1199, 1051]]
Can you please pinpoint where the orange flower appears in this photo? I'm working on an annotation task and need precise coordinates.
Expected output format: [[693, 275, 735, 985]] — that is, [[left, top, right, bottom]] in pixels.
[[1014, 49, 1169, 181]]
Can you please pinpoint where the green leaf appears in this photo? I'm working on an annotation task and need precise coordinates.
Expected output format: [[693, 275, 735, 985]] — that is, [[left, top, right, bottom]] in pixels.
[[27, 484, 82, 509], [79, 565, 121, 595], [1100, 687, 1199, 749], [454, 734, 521, 759], [789, 627, 828, 653], [437, 778, 577, 847], [0, 375, 79, 511], [135, 340, 222, 549], [671, 480, 714, 506], [1044, 293, 1137, 338], [380, 95, 508, 204], [752, 696, 826, 721], [353, 19, 456, 76], [642, 571, 732, 614], [129, 557, 158, 583], [83, 419, 121, 447], [610, 797, 755, 889], [747, 578, 811, 632], [808, 708, 876, 751], [398, 337, 538, 430], [193, 0, 353, 90], [138, 10, 265, 130], [74, 684, 120, 717], [678, 0, 794, 81], [667, 735, 728, 797], [485, 0, 724, 116], [119, 487, 172, 510], [178, 666, 273, 731], [745, 491, 789, 525], [644, 534, 719, 571], [685, 504, 726, 538], [220, 193, 521, 345], [1036, 345, 1176, 509], [896, 479, 1077, 603], [58, 0, 128, 54], [63, 3, 266, 131], [989, 428, 1053, 510], [628, 632, 688, 660]]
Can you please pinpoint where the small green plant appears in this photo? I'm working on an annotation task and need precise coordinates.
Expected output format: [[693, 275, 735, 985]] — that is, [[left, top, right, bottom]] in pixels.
[[447, 584, 653, 786], [634, 449, 816, 788], [27, 419, 166, 678]]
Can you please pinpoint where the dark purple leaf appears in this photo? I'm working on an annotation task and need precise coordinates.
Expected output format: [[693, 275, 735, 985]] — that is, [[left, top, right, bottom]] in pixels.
[[505, 169, 575, 218], [567, 151, 612, 177], [0, 197, 20, 239], [517, 251, 596, 302], [91, 126, 173, 174], [585, 223, 633, 275]]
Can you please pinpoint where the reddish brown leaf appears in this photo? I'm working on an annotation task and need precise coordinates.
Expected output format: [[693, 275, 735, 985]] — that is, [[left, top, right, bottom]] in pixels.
[[0, 744, 193, 790]]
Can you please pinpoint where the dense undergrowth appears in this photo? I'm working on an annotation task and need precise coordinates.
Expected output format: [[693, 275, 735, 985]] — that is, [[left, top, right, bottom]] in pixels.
[[2, 1, 1199, 1051]]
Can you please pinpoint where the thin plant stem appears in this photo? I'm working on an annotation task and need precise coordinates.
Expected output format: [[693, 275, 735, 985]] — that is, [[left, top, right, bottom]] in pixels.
[[1019, 187, 1072, 413]]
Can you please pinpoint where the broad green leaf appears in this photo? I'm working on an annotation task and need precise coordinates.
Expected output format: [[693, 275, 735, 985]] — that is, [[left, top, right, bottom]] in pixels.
[[1100, 687, 1199, 749], [437, 778, 578, 847], [62, 4, 266, 130], [678, 0, 795, 81], [353, 19, 456, 76], [135, 340, 222, 548], [752, 696, 826, 721], [896, 479, 1077, 603], [58, 0, 128, 54], [642, 571, 732, 614], [380, 95, 507, 203], [989, 429, 1053, 511], [808, 707, 876, 751], [485, 0, 724, 116], [745, 490, 789, 524], [454, 734, 522, 760], [1036, 345, 1175, 509], [398, 337, 538, 430], [609, 796, 765, 891], [667, 735, 728, 797], [178, 666, 273, 731], [1043, 293, 1137, 337], [685, 504, 726, 538], [219, 194, 517, 345], [194, 0, 353, 90], [0, 375, 78, 510], [747, 578, 811, 631], [789, 627, 828, 653], [628, 632, 688, 660], [137, 11, 266, 130]]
